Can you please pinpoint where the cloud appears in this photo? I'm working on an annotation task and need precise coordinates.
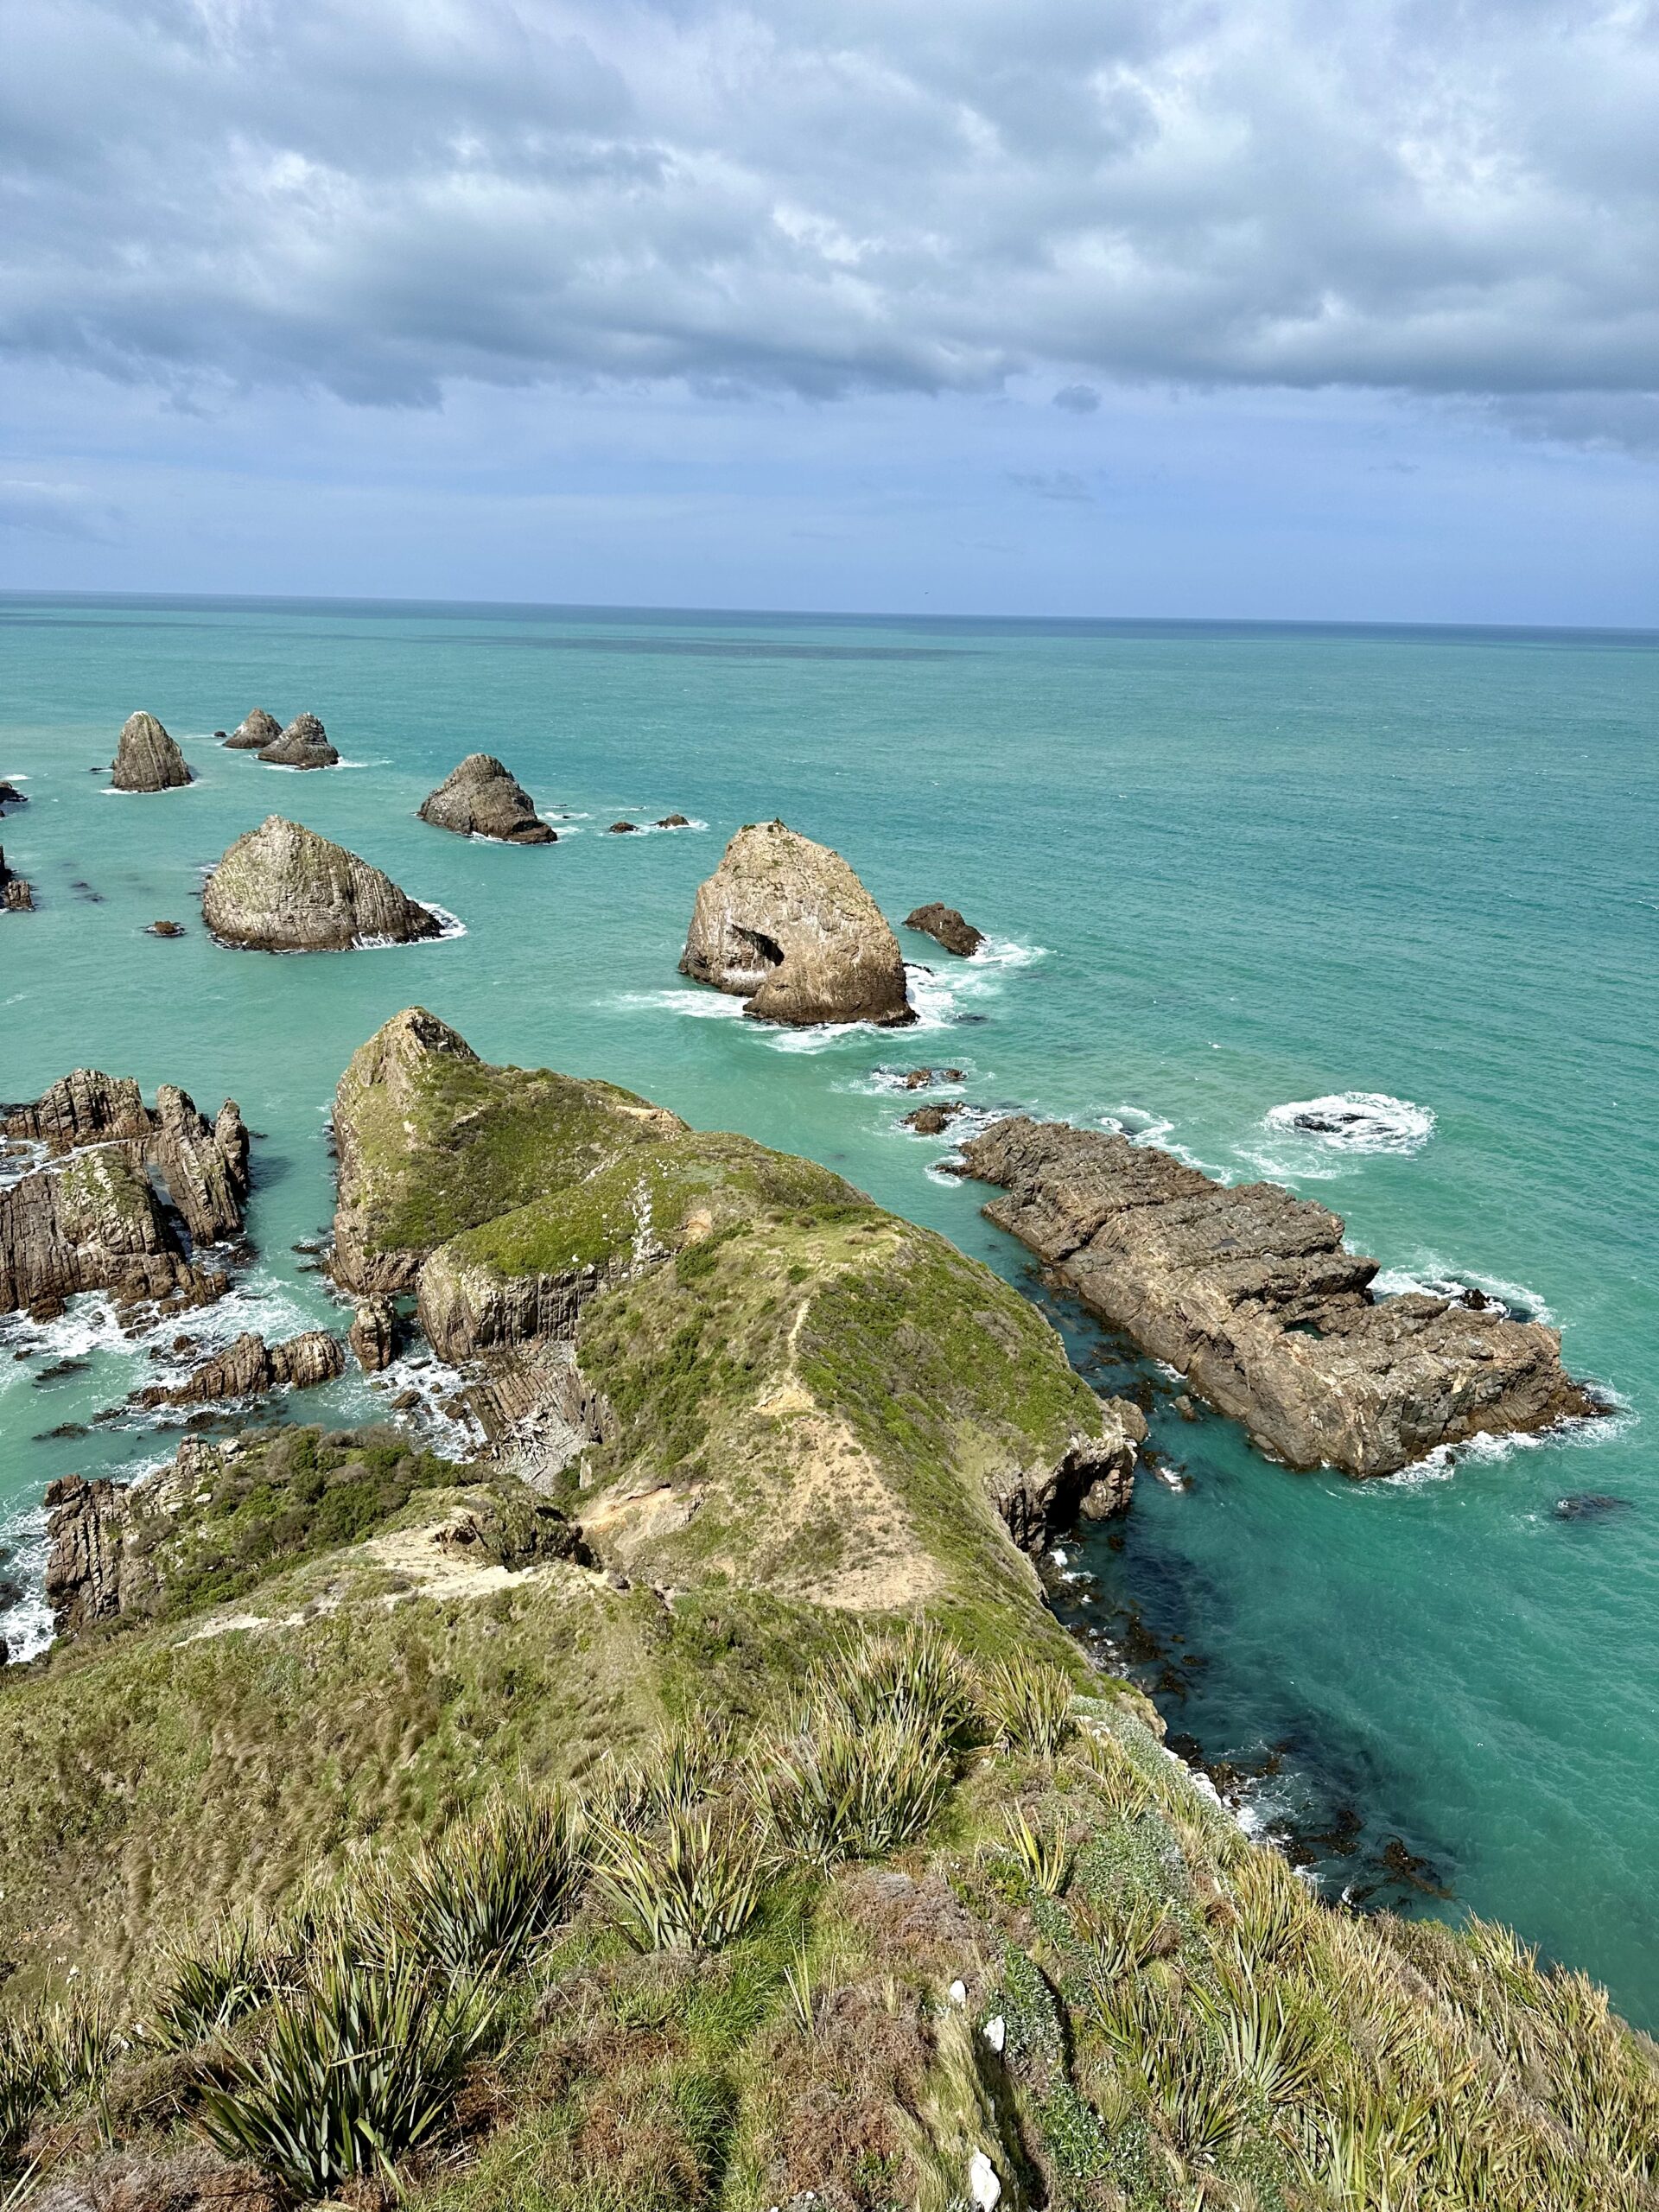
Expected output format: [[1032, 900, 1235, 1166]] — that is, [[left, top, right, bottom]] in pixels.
[[1008, 469, 1096, 503], [1, 0, 1655, 430], [0, 480, 120, 540], [1052, 385, 1102, 414]]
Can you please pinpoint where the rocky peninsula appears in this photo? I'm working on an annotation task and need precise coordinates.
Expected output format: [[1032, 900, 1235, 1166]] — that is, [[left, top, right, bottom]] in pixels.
[[257, 711, 339, 769], [418, 753, 555, 842], [0, 1071, 249, 1318], [906, 900, 985, 956], [680, 818, 913, 1026], [202, 815, 444, 950], [958, 1116, 1597, 1476], [110, 710, 192, 791], [224, 707, 283, 748]]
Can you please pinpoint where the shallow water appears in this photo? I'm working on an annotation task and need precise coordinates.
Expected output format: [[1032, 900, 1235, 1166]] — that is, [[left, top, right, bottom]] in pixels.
[[1, 595, 1656, 2020]]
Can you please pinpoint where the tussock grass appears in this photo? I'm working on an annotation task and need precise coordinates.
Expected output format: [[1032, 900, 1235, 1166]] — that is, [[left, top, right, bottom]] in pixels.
[[755, 1709, 954, 1871], [595, 1806, 766, 1955], [981, 1654, 1074, 1758], [391, 1793, 588, 1974], [0, 2000, 118, 2170]]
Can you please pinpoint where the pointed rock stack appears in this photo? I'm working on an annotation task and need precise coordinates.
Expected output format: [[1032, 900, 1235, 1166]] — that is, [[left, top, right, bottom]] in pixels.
[[257, 713, 340, 769], [680, 818, 913, 1026], [418, 753, 555, 843], [111, 712, 192, 791], [225, 708, 283, 750], [202, 815, 443, 951]]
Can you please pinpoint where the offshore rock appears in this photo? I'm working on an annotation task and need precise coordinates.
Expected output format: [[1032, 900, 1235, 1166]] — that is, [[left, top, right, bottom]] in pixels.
[[419, 753, 555, 843], [148, 919, 185, 937], [348, 1298, 397, 1372], [202, 816, 443, 952], [680, 819, 913, 1027], [1, 847, 33, 911], [258, 712, 340, 769], [111, 711, 193, 792], [226, 708, 283, 749], [135, 1329, 345, 1408], [0, 781, 27, 810], [959, 1117, 1598, 1478], [0, 1074, 248, 1316], [906, 902, 985, 957], [902, 1103, 964, 1136]]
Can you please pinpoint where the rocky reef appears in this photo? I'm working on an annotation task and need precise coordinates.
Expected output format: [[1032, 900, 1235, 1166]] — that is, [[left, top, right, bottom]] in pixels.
[[134, 1329, 345, 1408], [0, 1071, 248, 1319], [225, 707, 283, 749], [680, 818, 913, 1026], [958, 1116, 1597, 1476], [0, 781, 27, 811], [202, 815, 443, 951], [257, 711, 340, 769], [418, 753, 555, 842], [110, 710, 192, 791], [0, 845, 32, 911], [906, 901, 984, 957]]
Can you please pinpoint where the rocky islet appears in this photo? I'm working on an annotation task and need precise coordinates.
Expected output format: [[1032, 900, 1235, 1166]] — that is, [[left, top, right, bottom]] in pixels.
[[906, 900, 986, 957], [257, 711, 340, 769], [201, 814, 445, 951], [224, 707, 283, 749], [418, 753, 555, 843], [110, 710, 192, 792]]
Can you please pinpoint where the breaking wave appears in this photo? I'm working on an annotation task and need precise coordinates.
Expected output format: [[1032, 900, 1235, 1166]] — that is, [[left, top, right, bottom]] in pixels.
[[1264, 1092, 1435, 1155]]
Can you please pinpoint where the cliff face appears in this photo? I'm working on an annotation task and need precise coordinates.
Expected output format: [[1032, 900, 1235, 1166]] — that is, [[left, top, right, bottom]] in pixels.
[[110, 711, 192, 791], [959, 1116, 1596, 1477], [0, 1071, 249, 1316], [202, 816, 443, 951], [680, 819, 913, 1026], [418, 753, 555, 842]]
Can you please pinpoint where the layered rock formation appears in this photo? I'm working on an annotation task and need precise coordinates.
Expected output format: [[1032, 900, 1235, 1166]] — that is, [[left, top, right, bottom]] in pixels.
[[258, 712, 340, 769], [680, 819, 913, 1026], [202, 816, 443, 951], [135, 1329, 345, 1408], [348, 1298, 397, 1371], [0, 1073, 249, 1318], [418, 753, 555, 843], [906, 902, 985, 957], [226, 708, 283, 749], [958, 1117, 1597, 1477], [0, 846, 32, 911], [111, 711, 192, 792]]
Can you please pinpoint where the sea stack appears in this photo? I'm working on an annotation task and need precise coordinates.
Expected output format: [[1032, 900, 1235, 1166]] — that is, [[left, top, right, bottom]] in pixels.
[[225, 708, 283, 750], [0, 848, 33, 912], [258, 713, 340, 770], [680, 819, 913, 1027], [111, 712, 192, 792], [418, 754, 554, 844], [202, 816, 444, 952], [958, 1116, 1599, 1478], [906, 902, 985, 957]]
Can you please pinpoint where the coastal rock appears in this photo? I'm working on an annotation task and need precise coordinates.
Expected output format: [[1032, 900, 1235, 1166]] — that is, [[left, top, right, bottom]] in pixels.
[[44, 1474, 131, 1636], [202, 816, 443, 952], [225, 708, 283, 750], [6, 1072, 251, 1245], [1, 846, 33, 911], [656, 813, 691, 829], [418, 753, 555, 843], [988, 1399, 1146, 1550], [348, 1298, 397, 1371], [135, 1329, 346, 1408], [608, 820, 639, 834], [902, 1103, 963, 1135], [959, 1117, 1598, 1478], [148, 919, 185, 938], [679, 819, 913, 1027], [257, 713, 340, 770], [0, 781, 27, 810], [111, 711, 193, 792], [906, 902, 985, 957]]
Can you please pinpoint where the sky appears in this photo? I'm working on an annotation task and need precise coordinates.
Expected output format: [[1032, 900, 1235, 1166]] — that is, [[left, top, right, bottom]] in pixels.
[[2, 0, 1656, 623]]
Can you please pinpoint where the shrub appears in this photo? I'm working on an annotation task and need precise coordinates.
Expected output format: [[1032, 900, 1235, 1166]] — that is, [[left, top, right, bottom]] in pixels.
[[394, 1793, 588, 1973], [196, 1951, 503, 2197], [982, 1656, 1074, 1758], [756, 1711, 953, 1871], [596, 1806, 766, 1954]]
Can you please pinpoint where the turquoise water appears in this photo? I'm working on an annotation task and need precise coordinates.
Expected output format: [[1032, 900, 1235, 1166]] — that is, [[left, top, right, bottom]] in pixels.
[[2, 594, 1655, 2022]]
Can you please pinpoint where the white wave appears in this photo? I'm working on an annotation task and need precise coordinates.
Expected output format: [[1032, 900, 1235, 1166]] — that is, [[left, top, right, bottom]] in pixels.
[[334, 758, 390, 769], [0, 1502, 54, 1662], [0, 1136, 47, 1192], [609, 988, 746, 1020], [1370, 1259, 1554, 1325], [969, 936, 1048, 972], [356, 903, 467, 949], [0, 771, 31, 780], [1380, 1394, 1635, 1488], [361, 1352, 481, 1459], [1263, 1092, 1435, 1156], [1101, 1107, 1175, 1147]]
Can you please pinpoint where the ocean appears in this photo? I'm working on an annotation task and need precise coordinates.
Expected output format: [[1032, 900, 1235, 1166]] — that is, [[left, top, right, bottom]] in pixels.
[[1, 594, 1655, 2023]]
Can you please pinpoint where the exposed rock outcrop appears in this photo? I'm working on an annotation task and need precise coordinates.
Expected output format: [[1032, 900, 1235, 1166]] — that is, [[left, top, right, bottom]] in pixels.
[[349, 1298, 398, 1372], [226, 708, 283, 749], [257, 713, 340, 769], [680, 819, 913, 1027], [111, 711, 193, 791], [958, 1117, 1598, 1477], [0, 1073, 249, 1317], [418, 753, 555, 843], [1, 846, 33, 911], [202, 816, 443, 952], [0, 781, 27, 810], [44, 1474, 131, 1636], [906, 902, 985, 957], [135, 1329, 346, 1407]]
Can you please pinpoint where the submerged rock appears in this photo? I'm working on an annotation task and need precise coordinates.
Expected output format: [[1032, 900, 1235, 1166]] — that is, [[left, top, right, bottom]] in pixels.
[[418, 753, 555, 843], [906, 902, 985, 957], [202, 816, 444, 952], [135, 1329, 346, 1408], [225, 707, 283, 750], [959, 1117, 1599, 1478], [1554, 1493, 1630, 1521], [147, 919, 185, 938], [257, 712, 340, 769], [111, 711, 192, 792], [680, 818, 913, 1027], [902, 1103, 964, 1135]]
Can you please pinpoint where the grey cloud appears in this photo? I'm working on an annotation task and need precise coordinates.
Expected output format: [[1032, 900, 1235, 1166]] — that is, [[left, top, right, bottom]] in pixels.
[[0, 480, 120, 540], [1008, 470, 1096, 503], [1, 0, 1655, 429], [1052, 385, 1102, 414]]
